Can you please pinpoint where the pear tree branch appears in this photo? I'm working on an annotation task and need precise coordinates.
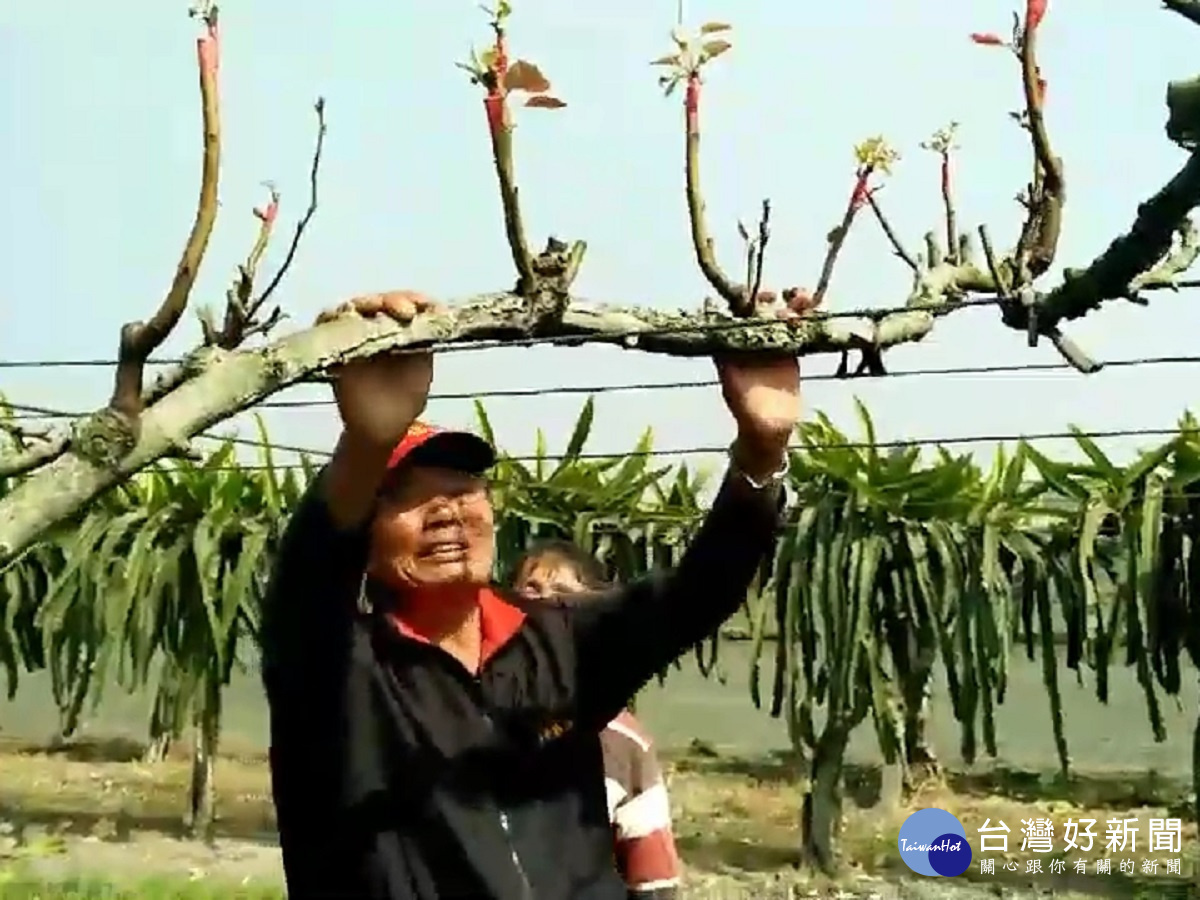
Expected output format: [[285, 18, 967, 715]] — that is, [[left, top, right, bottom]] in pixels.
[[653, 22, 762, 317], [198, 185, 278, 347], [920, 123, 962, 264], [0, 410, 67, 481], [199, 98, 328, 351], [458, 2, 585, 325], [812, 140, 899, 307], [864, 192, 918, 272], [247, 99, 327, 321], [95, 2, 221, 464], [1012, 0, 1063, 282], [737, 200, 772, 310], [1163, 0, 1200, 28], [4, 1, 1200, 561], [968, 0, 1068, 361]]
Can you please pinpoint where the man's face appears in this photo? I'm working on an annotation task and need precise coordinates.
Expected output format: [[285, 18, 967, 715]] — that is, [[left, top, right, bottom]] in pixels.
[[368, 465, 495, 589], [514, 557, 586, 601]]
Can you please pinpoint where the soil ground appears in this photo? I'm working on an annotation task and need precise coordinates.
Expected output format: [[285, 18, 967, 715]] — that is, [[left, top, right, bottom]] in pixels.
[[2, 644, 1197, 896], [0, 734, 1196, 899]]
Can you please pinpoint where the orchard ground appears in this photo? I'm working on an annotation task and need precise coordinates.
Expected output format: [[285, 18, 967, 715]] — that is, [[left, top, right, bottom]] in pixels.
[[0, 643, 1197, 898]]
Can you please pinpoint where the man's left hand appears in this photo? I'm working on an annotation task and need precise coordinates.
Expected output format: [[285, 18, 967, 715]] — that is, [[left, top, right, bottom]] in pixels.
[[716, 296, 807, 481], [717, 355, 800, 479]]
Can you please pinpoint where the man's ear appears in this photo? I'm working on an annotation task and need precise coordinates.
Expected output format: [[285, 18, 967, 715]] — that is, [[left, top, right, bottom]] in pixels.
[[364, 527, 385, 582]]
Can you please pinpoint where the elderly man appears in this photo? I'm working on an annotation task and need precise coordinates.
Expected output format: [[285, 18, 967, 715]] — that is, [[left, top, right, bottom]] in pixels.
[[262, 291, 800, 899]]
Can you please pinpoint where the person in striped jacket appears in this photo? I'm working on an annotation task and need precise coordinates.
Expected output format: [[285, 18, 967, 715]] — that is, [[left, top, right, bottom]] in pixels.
[[513, 540, 682, 900]]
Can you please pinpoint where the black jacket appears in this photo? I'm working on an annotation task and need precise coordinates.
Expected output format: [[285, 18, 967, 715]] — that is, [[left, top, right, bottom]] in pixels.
[[261, 470, 783, 899]]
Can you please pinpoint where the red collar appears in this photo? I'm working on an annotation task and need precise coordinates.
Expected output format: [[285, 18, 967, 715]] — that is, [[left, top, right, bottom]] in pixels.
[[387, 586, 526, 666]]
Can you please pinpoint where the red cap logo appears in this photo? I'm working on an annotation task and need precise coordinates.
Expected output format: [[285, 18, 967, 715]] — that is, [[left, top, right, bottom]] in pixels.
[[388, 421, 441, 469]]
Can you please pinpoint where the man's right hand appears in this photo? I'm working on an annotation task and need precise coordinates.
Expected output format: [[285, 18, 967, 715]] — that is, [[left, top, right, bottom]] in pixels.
[[315, 291, 438, 528], [318, 291, 438, 447]]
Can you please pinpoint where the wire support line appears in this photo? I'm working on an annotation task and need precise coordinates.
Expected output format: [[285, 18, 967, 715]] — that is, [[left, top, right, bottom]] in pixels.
[[2, 353, 1199, 420], [179, 425, 1186, 465], [1, 396, 1187, 464], [5, 274, 1200, 371]]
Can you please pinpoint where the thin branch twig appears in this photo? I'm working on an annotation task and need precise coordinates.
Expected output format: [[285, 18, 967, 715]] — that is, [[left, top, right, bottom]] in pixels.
[[864, 191, 917, 272], [1012, 2, 1064, 280], [108, 4, 221, 422], [200, 99, 327, 351], [684, 71, 747, 314], [199, 185, 278, 348], [740, 200, 771, 302], [941, 149, 958, 263], [812, 167, 872, 306], [467, 8, 583, 315], [246, 97, 327, 316], [978, 225, 1009, 295], [920, 124, 961, 264], [483, 20, 536, 292]]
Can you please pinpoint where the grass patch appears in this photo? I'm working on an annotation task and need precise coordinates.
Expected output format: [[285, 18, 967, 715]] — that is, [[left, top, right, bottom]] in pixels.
[[0, 735, 274, 843], [0, 735, 1196, 897], [0, 874, 282, 899]]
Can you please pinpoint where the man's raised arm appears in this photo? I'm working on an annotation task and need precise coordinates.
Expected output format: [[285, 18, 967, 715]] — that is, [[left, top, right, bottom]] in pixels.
[[568, 354, 801, 724], [260, 291, 437, 681], [259, 459, 372, 680]]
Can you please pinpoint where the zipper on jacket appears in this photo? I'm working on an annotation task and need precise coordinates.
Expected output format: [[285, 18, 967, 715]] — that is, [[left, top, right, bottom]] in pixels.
[[498, 809, 533, 899], [481, 707, 533, 900]]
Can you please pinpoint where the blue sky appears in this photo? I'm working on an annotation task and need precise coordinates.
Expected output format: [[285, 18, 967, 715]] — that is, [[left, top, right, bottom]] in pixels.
[[2, 0, 1198, 475]]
